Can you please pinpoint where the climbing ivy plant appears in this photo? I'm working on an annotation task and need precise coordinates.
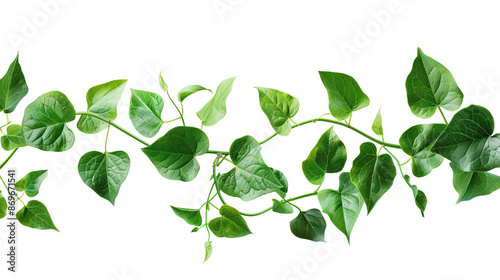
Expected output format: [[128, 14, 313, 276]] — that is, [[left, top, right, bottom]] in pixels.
[[0, 48, 498, 262]]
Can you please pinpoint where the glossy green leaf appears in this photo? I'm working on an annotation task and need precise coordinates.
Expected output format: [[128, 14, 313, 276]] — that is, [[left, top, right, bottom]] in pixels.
[[272, 199, 294, 214], [77, 79, 127, 134], [372, 108, 383, 136], [403, 175, 427, 216], [208, 205, 252, 238], [399, 124, 446, 177], [78, 151, 130, 205], [406, 48, 463, 118], [22, 91, 76, 152], [142, 126, 209, 182], [17, 200, 58, 231], [178, 85, 211, 102], [256, 87, 299, 136], [0, 54, 29, 113], [317, 172, 363, 242], [204, 241, 213, 263], [129, 89, 164, 138], [271, 168, 288, 199], [350, 142, 396, 214], [302, 126, 347, 185], [450, 163, 500, 203], [0, 192, 6, 219], [15, 170, 48, 197], [1, 124, 26, 150], [431, 105, 500, 172], [196, 77, 236, 126], [290, 209, 326, 242], [319, 71, 370, 121], [159, 72, 168, 92], [218, 136, 287, 201], [171, 206, 202, 226]]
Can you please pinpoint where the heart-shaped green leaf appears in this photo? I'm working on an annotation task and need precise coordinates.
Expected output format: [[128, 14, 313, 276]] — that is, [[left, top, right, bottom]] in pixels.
[[450, 163, 500, 203], [406, 48, 463, 118], [171, 206, 202, 226], [399, 124, 446, 177], [208, 205, 252, 238], [319, 71, 370, 121], [0, 53, 29, 114], [0, 192, 6, 219], [78, 150, 131, 205], [204, 241, 213, 263], [290, 208, 326, 242], [129, 89, 164, 138], [302, 126, 347, 185], [197, 77, 236, 126], [403, 175, 427, 216], [317, 172, 363, 243], [178, 85, 211, 102], [272, 199, 294, 214], [256, 87, 300, 136], [1, 124, 26, 150], [271, 168, 288, 199], [350, 142, 396, 214], [15, 170, 48, 197], [218, 136, 288, 201], [17, 200, 58, 231], [372, 108, 383, 136], [431, 105, 500, 172], [22, 91, 76, 152], [142, 126, 209, 182], [77, 79, 127, 134]]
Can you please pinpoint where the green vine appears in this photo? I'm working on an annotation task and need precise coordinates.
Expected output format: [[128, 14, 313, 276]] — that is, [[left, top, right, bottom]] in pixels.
[[0, 47, 498, 262]]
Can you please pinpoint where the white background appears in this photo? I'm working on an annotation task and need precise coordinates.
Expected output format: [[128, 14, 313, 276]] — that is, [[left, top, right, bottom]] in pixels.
[[1, 0, 500, 279]]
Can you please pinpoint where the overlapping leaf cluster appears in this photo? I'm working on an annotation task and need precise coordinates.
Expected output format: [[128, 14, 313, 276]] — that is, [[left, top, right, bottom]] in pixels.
[[1, 48, 499, 263]]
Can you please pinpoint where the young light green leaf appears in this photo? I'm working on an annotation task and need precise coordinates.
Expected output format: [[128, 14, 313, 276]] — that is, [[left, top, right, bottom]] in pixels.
[[15, 170, 48, 197], [431, 105, 500, 172], [142, 126, 209, 182], [0, 53, 29, 114], [317, 172, 363, 243], [406, 48, 463, 118], [302, 126, 347, 185], [403, 175, 427, 216], [178, 85, 212, 102], [1, 124, 26, 150], [372, 108, 383, 136], [350, 142, 396, 214], [204, 241, 213, 263], [208, 205, 252, 238], [290, 209, 326, 242], [17, 200, 58, 231], [218, 136, 288, 201], [159, 72, 168, 92], [272, 199, 294, 214], [78, 151, 130, 205], [256, 87, 299, 136], [450, 163, 500, 203], [129, 89, 164, 138], [196, 77, 236, 126], [399, 124, 446, 177], [0, 192, 6, 219], [170, 206, 202, 226], [22, 91, 76, 152], [318, 71, 370, 121], [77, 79, 127, 134]]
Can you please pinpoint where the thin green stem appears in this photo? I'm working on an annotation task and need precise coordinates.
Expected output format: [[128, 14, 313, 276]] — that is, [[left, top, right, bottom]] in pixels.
[[213, 164, 227, 205], [165, 89, 185, 126], [314, 183, 323, 193], [162, 116, 182, 124], [0, 175, 25, 207], [290, 118, 298, 126], [5, 113, 9, 123], [348, 113, 352, 127], [104, 123, 111, 153], [0, 148, 18, 170], [75, 112, 150, 146], [400, 157, 412, 166], [239, 192, 318, 216], [259, 118, 401, 148], [438, 107, 448, 125], [209, 202, 219, 211], [285, 200, 302, 212], [383, 146, 413, 188], [206, 150, 230, 156]]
